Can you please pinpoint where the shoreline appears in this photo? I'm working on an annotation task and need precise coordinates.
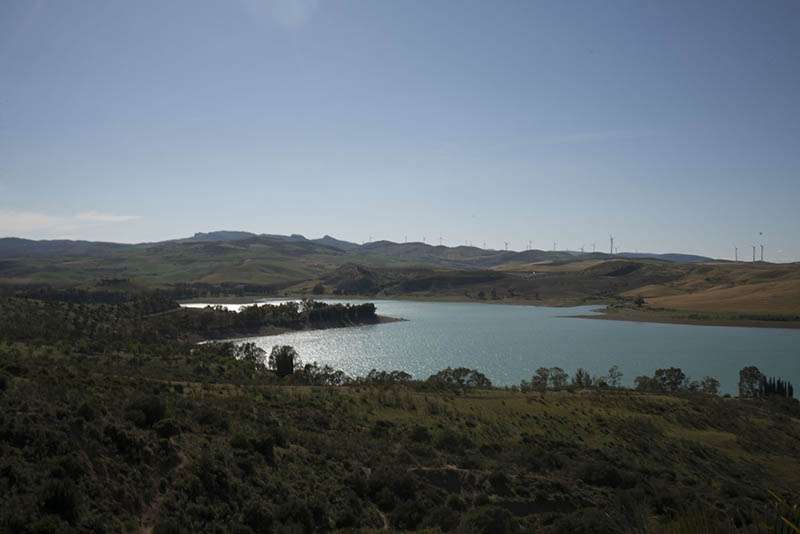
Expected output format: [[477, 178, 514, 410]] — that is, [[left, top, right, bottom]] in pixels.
[[196, 314, 406, 343], [179, 294, 800, 330], [569, 309, 800, 330]]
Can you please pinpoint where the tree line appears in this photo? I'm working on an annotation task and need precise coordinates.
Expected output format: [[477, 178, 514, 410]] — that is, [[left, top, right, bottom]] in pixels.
[[235, 342, 795, 402]]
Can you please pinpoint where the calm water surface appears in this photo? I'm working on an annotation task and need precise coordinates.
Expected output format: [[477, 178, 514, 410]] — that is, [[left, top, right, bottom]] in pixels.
[[184, 299, 800, 395]]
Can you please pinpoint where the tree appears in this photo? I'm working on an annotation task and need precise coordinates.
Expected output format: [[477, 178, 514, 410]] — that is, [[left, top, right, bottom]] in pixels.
[[634, 375, 661, 392], [738, 366, 762, 398], [549, 367, 568, 389], [269, 345, 299, 378], [606, 365, 623, 388], [634, 295, 645, 308], [572, 368, 593, 388], [312, 283, 325, 295], [654, 367, 686, 393], [235, 342, 266, 371], [426, 367, 492, 389], [531, 367, 550, 392], [700, 376, 719, 395]]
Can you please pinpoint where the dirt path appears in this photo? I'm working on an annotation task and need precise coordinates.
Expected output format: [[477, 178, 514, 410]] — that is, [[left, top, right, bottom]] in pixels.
[[137, 451, 189, 534]]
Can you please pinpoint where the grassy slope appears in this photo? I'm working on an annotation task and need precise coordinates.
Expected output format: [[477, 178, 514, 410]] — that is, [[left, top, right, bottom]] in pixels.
[[3, 344, 800, 534], [619, 263, 800, 314]]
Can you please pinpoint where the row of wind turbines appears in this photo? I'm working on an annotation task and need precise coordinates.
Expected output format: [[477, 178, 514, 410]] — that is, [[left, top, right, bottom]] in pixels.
[[372, 234, 624, 256], [370, 233, 769, 263]]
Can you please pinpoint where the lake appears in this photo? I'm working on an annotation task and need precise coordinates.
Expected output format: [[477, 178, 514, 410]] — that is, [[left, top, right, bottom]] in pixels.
[[183, 299, 800, 395]]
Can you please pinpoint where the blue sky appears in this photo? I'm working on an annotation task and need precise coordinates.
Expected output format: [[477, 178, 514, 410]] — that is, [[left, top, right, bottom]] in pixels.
[[1, 0, 798, 261]]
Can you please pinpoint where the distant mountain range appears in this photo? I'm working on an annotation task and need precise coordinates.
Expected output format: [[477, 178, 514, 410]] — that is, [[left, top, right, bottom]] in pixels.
[[170, 231, 361, 250], [0, 230, 717, 264]]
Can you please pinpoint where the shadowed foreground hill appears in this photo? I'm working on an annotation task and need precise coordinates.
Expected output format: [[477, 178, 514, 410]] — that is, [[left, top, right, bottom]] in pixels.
[[3, 348, 800, 534]]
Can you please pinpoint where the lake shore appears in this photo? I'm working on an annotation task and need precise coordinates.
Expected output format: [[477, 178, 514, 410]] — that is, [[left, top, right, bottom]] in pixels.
[[180, 294, 800, 329], [190, 314, 406, 343], [570, 307, 800, 329]]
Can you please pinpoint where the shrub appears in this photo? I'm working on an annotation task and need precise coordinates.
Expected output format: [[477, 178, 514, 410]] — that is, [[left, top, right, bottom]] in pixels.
[[552, 507, 617, 534], [390, 499, 426, 530], [488, 471, 512, 495], [409, 425, 431, 443], [458, 506, 519, 534], [76, 402, 97, 421], [577, 461, 636, 489], [41, 479, 81, 525], [126, 395, 166, 427], [423, 505, 460, 532], [435, 429, 472, 453], [153, 418, 181, 439]]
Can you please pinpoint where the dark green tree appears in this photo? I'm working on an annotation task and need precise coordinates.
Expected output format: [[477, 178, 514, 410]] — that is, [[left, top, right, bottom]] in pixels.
[[572, 368, 593, 388], [606, 365, 623, 387], [654, 367, 686, 393], [738, 366, 762, 398], [700, 376, 720, 395], [549, 367, 568, 389], [269, 345, 299, 378]]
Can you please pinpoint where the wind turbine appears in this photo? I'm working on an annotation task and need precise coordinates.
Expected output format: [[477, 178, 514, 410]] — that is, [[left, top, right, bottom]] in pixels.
[[504, 241, 509, 251], [609, 235, 614, 255], [592, 243, 596, 253], [752, 245, 756, 263], [734, 244, 738, 262]]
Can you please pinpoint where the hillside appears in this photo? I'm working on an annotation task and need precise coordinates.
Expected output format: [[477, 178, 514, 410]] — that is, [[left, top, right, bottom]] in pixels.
[[2, 234, 800, 327]]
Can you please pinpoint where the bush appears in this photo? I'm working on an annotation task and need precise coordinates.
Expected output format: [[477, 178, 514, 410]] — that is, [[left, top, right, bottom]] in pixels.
[[552, 507, 617, 534], [435, 429, 472, 453], [153, 418, 181, 439], [458, 506, 519, 534], [577, 461, 636, 489], [41, 479, 81, 525], [488, 471, 512, 495], [390, 499, 426, 530], [126, 395, 166, 427], [242, 500, 274, 534], [368, 466, 417, 501], [409, 425, 431, 443], [76, 402, 97, 421]]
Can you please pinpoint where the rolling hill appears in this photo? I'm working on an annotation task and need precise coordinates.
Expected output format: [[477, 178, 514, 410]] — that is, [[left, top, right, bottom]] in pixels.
[[3, 232, 799, 325]]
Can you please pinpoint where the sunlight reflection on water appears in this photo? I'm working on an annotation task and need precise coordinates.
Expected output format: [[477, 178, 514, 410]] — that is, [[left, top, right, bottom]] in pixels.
[[180, 299, 800, 394]]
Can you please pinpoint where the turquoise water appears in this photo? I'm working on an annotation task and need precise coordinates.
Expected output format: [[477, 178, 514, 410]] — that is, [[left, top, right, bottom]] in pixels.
[[186, 299, 800, 394]]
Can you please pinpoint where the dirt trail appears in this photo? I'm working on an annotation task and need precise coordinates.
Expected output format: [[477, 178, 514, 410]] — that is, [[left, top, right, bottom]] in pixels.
[[137, 451, 189, 534]]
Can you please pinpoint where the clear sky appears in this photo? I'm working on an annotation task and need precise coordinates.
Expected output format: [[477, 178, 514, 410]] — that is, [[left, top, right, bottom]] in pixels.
[[1, 1, 799, 261]]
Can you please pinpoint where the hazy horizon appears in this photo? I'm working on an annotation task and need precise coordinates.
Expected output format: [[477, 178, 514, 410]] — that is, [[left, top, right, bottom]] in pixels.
[[2, 1, 799, 261]]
